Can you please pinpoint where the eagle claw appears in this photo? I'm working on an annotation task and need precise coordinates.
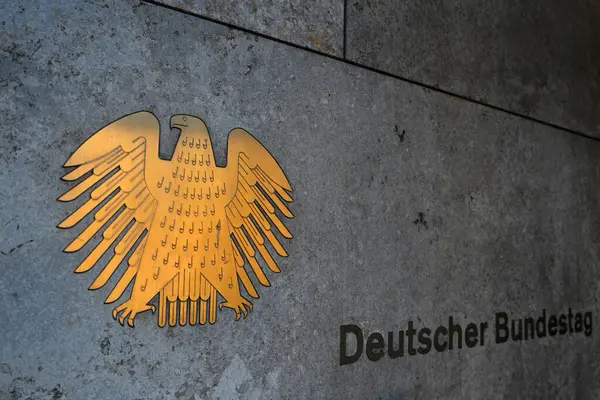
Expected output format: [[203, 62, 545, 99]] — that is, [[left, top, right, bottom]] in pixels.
[[219, 297, 253, 321], [112, 300, 156, 327]]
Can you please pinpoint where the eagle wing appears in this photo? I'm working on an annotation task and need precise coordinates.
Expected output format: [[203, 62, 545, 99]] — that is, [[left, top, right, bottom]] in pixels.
[[221, 128, 293, 299], [58, 111, 163, 304]]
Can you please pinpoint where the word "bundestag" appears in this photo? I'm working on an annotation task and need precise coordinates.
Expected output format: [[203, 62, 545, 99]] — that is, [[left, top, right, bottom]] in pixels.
[[340, 308, 593, 365]]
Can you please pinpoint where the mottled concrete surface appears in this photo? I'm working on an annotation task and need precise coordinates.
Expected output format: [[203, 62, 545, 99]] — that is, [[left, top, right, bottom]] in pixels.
[[1, 1, 600, 399], [347, 0, 600, 137], [158, 0, 343, 55]]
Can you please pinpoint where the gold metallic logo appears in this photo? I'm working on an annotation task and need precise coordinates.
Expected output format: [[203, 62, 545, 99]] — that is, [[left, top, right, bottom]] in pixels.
[[59, 112, 293, 327]]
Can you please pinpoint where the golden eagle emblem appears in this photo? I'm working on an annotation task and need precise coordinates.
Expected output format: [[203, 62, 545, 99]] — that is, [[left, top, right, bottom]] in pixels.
[[59, 112, 293, 327]]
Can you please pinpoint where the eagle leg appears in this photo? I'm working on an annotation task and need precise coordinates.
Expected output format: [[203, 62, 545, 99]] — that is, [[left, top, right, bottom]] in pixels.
[[219, 296, 253, 321], [112, 300, 156, 327]]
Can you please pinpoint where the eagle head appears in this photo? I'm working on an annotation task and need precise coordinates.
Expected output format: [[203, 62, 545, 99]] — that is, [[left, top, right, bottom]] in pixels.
[[170, 114, 212, 153], [170, 114, 207, 133]]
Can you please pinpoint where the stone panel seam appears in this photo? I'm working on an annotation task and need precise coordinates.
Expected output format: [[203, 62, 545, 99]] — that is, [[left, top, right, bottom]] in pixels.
[[343, 0, 348, 59]]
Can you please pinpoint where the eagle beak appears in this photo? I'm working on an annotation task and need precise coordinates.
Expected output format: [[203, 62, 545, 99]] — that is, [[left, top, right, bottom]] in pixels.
[[170, 115, 188, 129]]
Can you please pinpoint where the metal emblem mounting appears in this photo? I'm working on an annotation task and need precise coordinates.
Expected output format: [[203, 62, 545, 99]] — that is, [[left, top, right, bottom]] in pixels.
[[59, 111, 293, 327]]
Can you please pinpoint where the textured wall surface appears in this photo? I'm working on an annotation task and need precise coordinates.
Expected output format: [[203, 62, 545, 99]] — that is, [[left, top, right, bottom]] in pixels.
[[1, 1, 599, 399], [158, 0, 600, 137], [158, 0, 344, 55], [346, 0, 600, 137]]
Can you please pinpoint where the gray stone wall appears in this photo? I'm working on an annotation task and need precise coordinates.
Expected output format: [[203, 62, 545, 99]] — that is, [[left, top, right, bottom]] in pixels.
[[1, 1, 599, 399], [155, 0, 600, 137]]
